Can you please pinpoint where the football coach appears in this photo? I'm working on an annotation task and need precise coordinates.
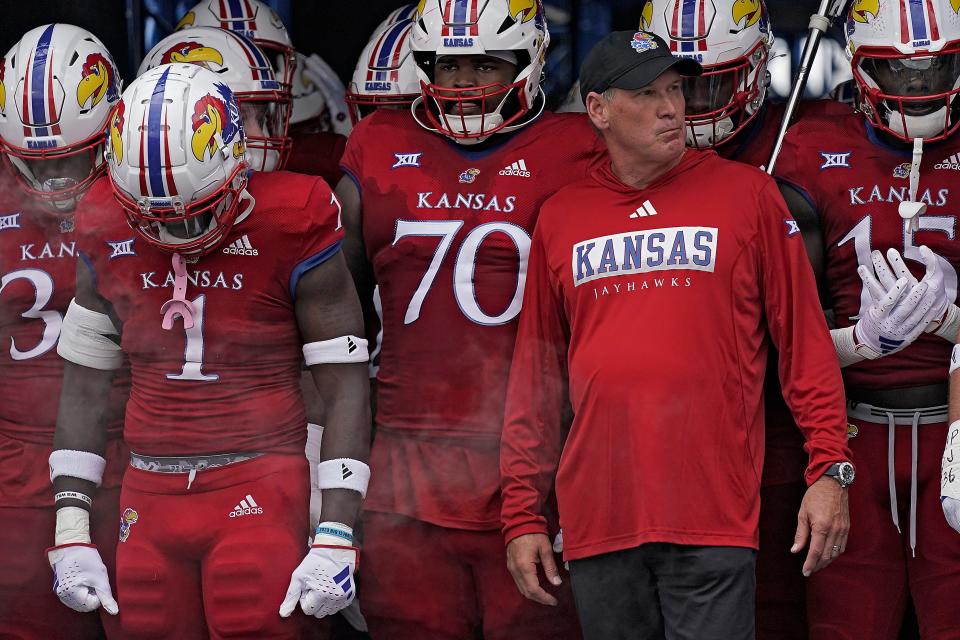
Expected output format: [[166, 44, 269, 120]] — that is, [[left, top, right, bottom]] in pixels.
[[498, 30, 855, 640]]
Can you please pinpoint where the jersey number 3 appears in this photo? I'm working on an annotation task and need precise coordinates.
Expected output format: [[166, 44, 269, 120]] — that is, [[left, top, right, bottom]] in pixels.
[[0, 269, 61, 360]]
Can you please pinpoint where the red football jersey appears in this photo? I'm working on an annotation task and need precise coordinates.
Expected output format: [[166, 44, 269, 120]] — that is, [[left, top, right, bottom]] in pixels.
[[0, 176, 128, 505], [76, 171, 343, 456], [286, 131, 347, 187], [500, 151, 851, 560], [775, 111, 960, 390], [717, 100, 856, 169], [341, 109, 604, 529]]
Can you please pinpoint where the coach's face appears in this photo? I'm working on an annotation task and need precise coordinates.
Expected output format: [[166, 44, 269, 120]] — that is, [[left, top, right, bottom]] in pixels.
[[588, 69, 687, 166]]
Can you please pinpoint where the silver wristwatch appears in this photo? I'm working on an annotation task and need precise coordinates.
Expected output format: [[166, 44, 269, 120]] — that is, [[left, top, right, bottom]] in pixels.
[[824, 461, 856, 488]]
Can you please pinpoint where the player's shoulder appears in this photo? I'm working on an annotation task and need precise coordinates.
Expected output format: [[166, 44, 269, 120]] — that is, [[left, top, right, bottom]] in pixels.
[[76, 177, 127, 235], [784, 107, 863, 148], [528, 110, 593, 134], [247, 170, 332, 211], [349, 108, 416, 141]]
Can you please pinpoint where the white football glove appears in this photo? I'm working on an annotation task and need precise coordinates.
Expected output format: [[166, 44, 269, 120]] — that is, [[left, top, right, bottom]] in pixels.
[[853, 248, 941, 358], [279, 544, 358, 619], [870, 245, 953, 332], [943, 421, 960, 534], [47, 544, 118, 615]]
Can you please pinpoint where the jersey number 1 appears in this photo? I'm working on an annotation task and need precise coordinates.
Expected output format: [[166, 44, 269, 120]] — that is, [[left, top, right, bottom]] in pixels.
[[166, 294, 219, 381]]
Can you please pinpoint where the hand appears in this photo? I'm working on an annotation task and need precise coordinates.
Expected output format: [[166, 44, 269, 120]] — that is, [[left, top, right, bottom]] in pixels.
[[792, 476, 850, 576], [506, 533, 562, 606], [854, 248, 940, 358], [279, 544, 358, 618], [47, 543, 119, 615], [942, 497, 960, 534]]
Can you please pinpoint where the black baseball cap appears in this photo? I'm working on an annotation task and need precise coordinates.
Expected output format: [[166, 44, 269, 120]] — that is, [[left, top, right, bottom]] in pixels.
[[579, 30, 703, 103]]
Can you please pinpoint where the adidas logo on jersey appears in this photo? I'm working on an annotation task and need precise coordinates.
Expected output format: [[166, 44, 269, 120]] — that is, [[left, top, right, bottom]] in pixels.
[[229, 494, 263, 518], [499, 159, 531, 177], [629, 200, 658, 218], [223, 235, 258, 256], [935, 154, 960, 170]]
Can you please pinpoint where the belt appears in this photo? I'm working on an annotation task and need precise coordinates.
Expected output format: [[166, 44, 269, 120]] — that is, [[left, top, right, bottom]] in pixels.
[[844, 383, 947, 409], [846, 400, 948, 556], [129, 451, 263, 489]]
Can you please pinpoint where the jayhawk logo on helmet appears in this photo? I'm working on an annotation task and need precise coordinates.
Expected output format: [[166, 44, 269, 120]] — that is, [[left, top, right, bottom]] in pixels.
[[176, 11, 196, 30], [109, 101, 125, 165], [76, 53, 119, 110], [732, 0, 763, 28], [0, 58, 5, 114], [508, 0, 539, 23], [640, 1, 653, 30], [952, 0, 960, 13], [191, 82, 243, 162], [850, 0, 880, 23], [160, 41, 225, 68], [118, 508, 139, 542]]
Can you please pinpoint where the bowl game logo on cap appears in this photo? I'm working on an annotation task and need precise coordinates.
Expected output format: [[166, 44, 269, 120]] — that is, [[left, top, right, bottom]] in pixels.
[[631, 31, 659, 53]]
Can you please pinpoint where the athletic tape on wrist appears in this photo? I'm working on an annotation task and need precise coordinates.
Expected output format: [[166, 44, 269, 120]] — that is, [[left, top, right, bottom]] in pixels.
[[55, 507, 92, 545], [317, 458, 370, 498], [303, 336, 369, 365], [57, 299, 123, 370], [54, 491, 92, 506], [944, 421, 960, 500], [314, 521, 354, 546], [935, 304, 960, 343], [832, 326, 870, 367], [49, 449, 106, 486]]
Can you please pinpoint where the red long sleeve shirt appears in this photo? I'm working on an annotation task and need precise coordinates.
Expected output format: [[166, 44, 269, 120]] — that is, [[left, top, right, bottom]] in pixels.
[[500, 150, 852, 561]]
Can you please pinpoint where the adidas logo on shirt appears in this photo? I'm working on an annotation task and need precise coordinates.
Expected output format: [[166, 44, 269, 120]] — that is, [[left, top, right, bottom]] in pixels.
[[229, 494, 263, 518], [935, 154, 960, 170], [629, 200, 659, 218], [222, 234, 258, 256], [499, 159, 531, 177]]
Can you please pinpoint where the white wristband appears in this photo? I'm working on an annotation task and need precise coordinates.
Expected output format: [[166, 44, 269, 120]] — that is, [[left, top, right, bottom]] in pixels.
[[55, 507, 92, 545], [935, 304, 960, 343], [832, 326, 870, 367], [314, 521, 354, 547], [317, 458, 370, 498], [49, 449, 106, 486], [951, 345, 960, 375], [303, 336, 369, 365]]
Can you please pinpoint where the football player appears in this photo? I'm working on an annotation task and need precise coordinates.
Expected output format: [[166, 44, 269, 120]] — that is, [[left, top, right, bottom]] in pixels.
[[175, 0, 346, 186], [0, 24, 128, 639], [335, 0, 603, 638], [139, 26, 292, 173], [47, 63, 370, 638], [345, 8, 421, 124], [775, 1, 960, 638]]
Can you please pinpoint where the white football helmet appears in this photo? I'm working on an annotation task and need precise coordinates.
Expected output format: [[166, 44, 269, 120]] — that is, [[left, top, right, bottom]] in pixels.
[[139, 27, 291, 172], [0, 24, 121, 210], [288, 52, 329, 132], [409, 0, 550, 143], [846, 0, 960, 142], [346, 18, 420, 123], [640, 0, 774, 149], [107, 64, 248, 257], [176, 0, 296, 91]]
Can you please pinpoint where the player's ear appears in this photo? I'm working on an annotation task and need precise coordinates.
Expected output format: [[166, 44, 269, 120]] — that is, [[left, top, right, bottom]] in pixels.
[[585, 90, 610, 131]]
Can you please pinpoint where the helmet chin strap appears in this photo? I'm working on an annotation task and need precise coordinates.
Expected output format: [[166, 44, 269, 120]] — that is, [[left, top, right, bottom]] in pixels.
[[685, 117, 735, 148], [887, 106, 948, 140], [898, 137, 926, 234]]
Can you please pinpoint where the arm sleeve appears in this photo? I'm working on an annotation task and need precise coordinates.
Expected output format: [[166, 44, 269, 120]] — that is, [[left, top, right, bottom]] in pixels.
[[755, 180, 853, 485], [500, 223, 570, 543]]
